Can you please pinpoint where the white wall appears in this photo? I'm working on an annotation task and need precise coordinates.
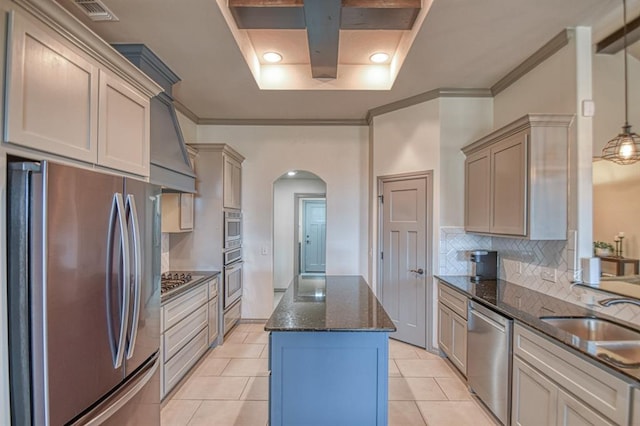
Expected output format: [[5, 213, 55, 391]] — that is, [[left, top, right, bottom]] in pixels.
[[370, 97, 493, 349], [195, 125, 369, 319], [593, 52, 640, 156], [176, 110, 198, 143], [273, 177, 326, 290]]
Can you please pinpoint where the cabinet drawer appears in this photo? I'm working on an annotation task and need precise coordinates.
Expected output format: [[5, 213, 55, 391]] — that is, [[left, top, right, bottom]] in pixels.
[[224, 301, 241, 335], [164, 304, 208, 361], [209, 277, 219, 299], [163, 328, 208, 396], [438, 283, 468, 319], [162, 285, 208, 331], [514, 324, 631, 425]]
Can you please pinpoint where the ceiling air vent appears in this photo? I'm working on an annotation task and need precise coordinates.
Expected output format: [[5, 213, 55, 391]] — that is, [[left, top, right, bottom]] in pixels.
[[73, 0, 119, 22]]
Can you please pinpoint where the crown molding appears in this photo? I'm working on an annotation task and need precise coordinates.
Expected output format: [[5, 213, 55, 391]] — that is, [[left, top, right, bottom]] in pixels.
[[196, 118, 368, 126], [491, 29, 573, 96], [173, 100, 201, 124], [366, 88, 492, 124]]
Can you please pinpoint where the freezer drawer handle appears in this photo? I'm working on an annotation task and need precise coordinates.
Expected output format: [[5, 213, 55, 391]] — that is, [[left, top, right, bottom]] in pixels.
[[125, 194, 142, 360], [106, 193, 131, 369]]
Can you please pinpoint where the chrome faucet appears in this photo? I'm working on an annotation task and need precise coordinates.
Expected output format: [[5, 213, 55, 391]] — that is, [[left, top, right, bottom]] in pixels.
[[598, 297, 640, 307]]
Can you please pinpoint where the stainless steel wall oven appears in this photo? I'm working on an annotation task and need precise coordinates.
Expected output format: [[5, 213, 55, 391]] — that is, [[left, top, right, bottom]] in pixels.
[[224, 210, 242, 250]]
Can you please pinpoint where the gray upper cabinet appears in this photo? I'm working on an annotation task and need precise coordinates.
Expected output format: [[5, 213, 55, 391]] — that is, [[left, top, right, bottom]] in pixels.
[[223, 153, 242, 210], [4, 11, 158, 177], [462, 114, 573, 240]]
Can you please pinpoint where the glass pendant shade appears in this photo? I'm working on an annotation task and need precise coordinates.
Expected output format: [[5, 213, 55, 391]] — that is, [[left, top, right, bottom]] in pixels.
[[602, 125, 640, 164]]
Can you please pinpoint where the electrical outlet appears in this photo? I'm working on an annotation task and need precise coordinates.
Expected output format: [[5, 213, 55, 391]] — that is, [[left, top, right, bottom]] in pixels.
[[541, 267, 557, 283]]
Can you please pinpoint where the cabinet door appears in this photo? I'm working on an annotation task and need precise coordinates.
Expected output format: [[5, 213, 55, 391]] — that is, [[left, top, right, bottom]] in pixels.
[[490, 131, 527, 236], [179, 193, 194, 230], [223, 155, 242, 209], [5, 12, 98, 162], [208, 296, 219, 346], [512, 357, 558, 426], [98, 70, 150, 176], [557, 390, 615, 426], [437, 303, 452, 356], [450, 312, 467, 376], [464, 149, 491, 233]]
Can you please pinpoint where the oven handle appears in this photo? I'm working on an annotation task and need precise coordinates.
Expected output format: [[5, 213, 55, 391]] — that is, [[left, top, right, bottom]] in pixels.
[[225, 260, 244, 272]]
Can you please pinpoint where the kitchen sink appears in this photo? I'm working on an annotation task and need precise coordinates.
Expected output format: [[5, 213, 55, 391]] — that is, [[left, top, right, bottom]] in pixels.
[[589, 341, 640, 368], [540, 316, 640, 342]]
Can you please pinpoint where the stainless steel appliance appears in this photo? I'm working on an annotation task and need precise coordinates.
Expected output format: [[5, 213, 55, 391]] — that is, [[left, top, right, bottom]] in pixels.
[[160, 272, 204, 296], [469, 250, 498, 282], [7, 160, 161, 425], [467, 300, 513, 425], [224, 210, 242, 249]]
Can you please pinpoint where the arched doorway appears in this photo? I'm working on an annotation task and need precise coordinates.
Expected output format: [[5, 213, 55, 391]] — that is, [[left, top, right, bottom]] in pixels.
[[272, 171, 327, 309]]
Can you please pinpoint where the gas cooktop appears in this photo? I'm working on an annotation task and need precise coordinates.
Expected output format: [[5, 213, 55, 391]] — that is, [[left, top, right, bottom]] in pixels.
[[161, 272, 204, 294]]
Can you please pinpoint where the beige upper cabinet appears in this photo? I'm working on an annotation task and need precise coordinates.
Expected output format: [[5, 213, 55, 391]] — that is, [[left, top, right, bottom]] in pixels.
[[5, 12, 155, 177], [462, 114, 573, 240], [5, 12, 99, 163], [223, 154, 242, 210]]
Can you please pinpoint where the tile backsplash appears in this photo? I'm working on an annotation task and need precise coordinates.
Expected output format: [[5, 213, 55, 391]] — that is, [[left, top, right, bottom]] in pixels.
[[438, 227, 640, 324], [161, 233, 170, 274]]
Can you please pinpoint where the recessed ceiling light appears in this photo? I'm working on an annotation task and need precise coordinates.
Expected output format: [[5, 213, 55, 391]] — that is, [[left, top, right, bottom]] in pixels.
[[287, 171, 297, 176], [263, 52, 283, 63], [369, 52, 389, 64]]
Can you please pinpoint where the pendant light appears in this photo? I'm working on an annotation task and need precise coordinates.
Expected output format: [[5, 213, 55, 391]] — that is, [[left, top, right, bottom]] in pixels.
[[602, 0, 640, 165]]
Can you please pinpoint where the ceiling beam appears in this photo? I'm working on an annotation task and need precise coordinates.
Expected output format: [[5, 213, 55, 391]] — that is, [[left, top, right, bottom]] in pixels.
[[303, 0, 342, 79], [596, 14, 640, 54]]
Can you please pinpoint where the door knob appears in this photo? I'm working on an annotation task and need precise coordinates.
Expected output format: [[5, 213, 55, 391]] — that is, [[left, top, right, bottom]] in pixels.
[[410, 268, 424, 275]]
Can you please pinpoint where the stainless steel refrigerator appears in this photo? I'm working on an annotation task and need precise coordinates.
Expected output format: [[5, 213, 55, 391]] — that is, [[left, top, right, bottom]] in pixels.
[[7, 160, 161, 425]]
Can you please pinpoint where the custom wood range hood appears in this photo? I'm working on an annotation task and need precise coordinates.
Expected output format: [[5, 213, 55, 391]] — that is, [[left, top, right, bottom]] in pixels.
[[113, 44, 196, 193]]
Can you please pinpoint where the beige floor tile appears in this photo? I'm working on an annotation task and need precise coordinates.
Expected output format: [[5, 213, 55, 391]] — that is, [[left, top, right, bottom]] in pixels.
[[235, 322, 267, 334], [416, 350, 442, 360], [224, 331, 248, 343], [395, 359, 456, 378], [389, 345, 420, 359], [210, 342, 265, 358], [240, 376, 269, 401], [388, 401, 427, 426], [161, 400, 201, 426], [232, 323, 255, 334], [388, 359, 401, 377], [244, 331, 269, 344], [259, 345, 269, 359], [416, 401, 497, 426], [435, 377, 472, 400], [173, 376, 249, 400], [192, 357, 230, 377], [389, 377, 447, 401], [187, 401, 268, 426], [221, 358, 269, 377]]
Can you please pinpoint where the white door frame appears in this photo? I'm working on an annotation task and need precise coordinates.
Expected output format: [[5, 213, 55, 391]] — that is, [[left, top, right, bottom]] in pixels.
[[293, 192, 326, 276], [377, 171, 434, 350]]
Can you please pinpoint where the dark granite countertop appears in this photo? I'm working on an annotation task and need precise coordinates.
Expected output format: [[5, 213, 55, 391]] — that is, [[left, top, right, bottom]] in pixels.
[[265, 275, 396, 332], [436, 275, 640, 383], [160, 270, 220, 304]]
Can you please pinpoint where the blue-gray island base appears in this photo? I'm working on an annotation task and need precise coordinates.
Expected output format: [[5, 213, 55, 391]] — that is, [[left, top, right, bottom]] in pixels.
[[265, 275, 396, 426]]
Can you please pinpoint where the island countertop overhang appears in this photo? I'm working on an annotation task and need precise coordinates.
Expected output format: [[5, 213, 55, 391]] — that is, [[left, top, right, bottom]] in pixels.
[[265, 275, 396, 332]]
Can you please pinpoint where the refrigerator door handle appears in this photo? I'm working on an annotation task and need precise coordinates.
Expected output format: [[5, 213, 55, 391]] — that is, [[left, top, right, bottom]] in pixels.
[[125, 194, 142, 359], [107, 193, 131, 369]]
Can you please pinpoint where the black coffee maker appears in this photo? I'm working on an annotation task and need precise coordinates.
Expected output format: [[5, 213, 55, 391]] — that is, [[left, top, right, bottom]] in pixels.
[[469, 250, 498, 282]]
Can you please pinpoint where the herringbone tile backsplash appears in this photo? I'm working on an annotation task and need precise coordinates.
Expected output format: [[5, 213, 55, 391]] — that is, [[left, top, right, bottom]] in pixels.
[[438, 227, 640, 324]]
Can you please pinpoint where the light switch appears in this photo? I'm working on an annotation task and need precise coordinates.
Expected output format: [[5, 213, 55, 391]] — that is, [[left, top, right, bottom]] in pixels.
[[582, 100, 595, 117]]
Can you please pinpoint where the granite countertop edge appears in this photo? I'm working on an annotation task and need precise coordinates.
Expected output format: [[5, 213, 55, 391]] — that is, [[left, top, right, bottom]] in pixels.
[[160, 270, 221, 304], [265, 275, 396, 333], [436, 275, 640, 383]]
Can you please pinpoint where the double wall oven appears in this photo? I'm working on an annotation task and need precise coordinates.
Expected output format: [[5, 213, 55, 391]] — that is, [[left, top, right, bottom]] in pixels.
[[223, 210, 243, 335]]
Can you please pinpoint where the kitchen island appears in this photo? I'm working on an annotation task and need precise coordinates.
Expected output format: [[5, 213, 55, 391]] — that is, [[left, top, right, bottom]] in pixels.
[[265, 275, 395, 426]]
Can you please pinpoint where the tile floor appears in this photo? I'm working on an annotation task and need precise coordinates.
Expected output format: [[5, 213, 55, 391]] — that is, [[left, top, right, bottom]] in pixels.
[[161, 322, 498, 426]]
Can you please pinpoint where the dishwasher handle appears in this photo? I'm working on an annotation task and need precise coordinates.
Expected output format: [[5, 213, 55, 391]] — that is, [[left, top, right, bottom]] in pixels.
[[469, 301, 511, 330]]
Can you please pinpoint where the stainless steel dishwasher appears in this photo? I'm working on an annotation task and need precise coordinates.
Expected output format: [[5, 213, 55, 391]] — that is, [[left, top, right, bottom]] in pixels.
[[467, 300, 513, 425]]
